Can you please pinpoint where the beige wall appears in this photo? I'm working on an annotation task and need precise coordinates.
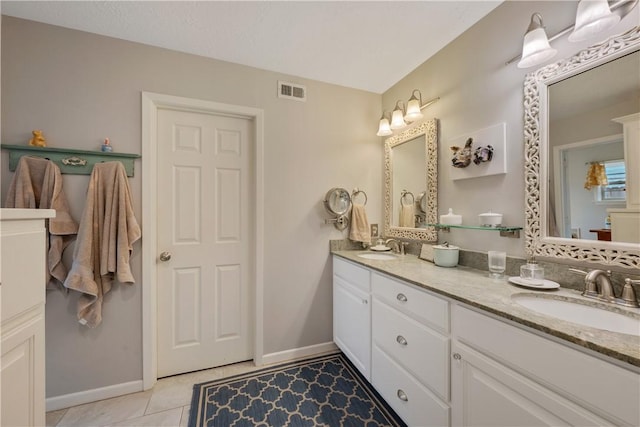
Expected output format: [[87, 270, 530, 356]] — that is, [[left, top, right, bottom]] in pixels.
[[382, 1, 639, 257], [1, 16, 382, 398]]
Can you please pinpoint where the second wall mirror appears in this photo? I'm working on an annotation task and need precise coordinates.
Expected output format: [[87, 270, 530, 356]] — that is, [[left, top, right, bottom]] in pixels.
[[384, 119, 438, 241]]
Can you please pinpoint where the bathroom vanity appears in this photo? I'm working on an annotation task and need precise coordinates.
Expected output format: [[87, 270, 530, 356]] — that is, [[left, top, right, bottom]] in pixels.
[[1, 209, 54, 427], [332, 252, 640, 427]]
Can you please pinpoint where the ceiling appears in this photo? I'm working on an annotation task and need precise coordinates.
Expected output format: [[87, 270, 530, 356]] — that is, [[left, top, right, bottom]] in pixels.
[[1, 1, 502, 94]]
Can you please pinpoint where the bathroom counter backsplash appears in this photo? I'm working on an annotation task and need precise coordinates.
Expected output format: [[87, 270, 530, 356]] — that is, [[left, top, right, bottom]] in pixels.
[[331, 249, 640, 369]]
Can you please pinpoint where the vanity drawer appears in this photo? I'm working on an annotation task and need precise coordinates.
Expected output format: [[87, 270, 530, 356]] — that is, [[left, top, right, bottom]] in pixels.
[[333, 257, 370, 292], [372, 298, 449, 401], [372, 272, 449, 333], [372, 345, 450, 427]]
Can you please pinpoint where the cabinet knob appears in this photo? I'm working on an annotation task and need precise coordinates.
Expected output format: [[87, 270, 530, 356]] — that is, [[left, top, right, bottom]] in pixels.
[[396, 293, 408, 302], [397, 389, 408, 402], [453, 353, 462, 360], [362, 299, 368, 305], [396, 335, 408, 346]]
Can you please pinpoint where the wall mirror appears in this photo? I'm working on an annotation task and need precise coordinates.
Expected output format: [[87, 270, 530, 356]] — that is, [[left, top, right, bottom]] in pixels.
[[384, 119, 438, 241], [524, 26, 640, 269]]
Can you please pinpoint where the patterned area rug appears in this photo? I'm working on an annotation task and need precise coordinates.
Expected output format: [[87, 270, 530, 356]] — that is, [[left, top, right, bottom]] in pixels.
[[188, 352, 406, 426]]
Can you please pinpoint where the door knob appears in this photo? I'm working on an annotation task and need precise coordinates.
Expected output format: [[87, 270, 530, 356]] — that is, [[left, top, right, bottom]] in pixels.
[[159, 251, 172, 262]]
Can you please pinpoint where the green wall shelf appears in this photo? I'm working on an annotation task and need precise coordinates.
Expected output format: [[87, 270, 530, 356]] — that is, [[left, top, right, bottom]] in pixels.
[[1, 144, 141, 177]]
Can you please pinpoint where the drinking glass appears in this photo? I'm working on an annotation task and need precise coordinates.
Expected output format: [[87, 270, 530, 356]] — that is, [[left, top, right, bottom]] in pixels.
[[488, 251, 506, 278]]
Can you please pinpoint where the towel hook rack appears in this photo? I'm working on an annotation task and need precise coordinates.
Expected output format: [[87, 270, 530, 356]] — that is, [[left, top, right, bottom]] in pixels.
[[351, 188, 368, 205], [1, 144, 141, 177], [400, 190, 415, 207]]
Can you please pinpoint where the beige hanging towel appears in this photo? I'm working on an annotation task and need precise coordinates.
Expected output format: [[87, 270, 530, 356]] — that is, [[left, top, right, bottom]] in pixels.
[[399, 204, 415, 227], [4, 156, 78, 290], [584, 162, 608, 190], [64, 161, 141, 327], [349, 203, 371, 244]]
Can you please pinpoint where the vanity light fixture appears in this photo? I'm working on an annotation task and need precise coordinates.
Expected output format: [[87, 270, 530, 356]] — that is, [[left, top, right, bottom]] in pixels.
[[377, 91, 440, 136], [568, 0, 621, 42], [376, 112, 393, 136], [508, 0, 637, 68], [517, 13, 558, 69], [390, 101, 407, 130]]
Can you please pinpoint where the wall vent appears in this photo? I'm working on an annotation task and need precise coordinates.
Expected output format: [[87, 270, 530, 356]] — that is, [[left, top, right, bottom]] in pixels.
[[278, 81, 307, 102]]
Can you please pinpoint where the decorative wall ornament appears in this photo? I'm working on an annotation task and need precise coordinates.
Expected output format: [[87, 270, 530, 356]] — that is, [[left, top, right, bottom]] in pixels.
[[384, 119, 438, 241], [524, 26, 640, 269], [451, 138, 473, 168], [448, 122, 507, 181]]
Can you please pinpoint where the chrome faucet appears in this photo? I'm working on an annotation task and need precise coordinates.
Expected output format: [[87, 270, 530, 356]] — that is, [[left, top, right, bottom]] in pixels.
[[569, 268, 639, 308], [385, 238, 406, 255]]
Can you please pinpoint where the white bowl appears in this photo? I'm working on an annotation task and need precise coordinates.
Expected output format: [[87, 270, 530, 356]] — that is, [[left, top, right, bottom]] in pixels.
[[433, 244, 459, 267], [478, 211, 502, 227]]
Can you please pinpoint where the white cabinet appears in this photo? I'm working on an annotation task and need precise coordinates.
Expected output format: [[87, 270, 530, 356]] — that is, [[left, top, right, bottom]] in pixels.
[[332, 257, 371, 380], [452, 305, 640, 427], [612, 113, 640, 209], [1, 209, 54, 427], [609, 113, 640, 242], [333, 256, 640, 427], [371, 272, 450, 426]]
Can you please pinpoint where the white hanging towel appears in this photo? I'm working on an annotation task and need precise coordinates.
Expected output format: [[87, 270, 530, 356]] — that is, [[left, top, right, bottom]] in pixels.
[[64, 161, 141, 327]]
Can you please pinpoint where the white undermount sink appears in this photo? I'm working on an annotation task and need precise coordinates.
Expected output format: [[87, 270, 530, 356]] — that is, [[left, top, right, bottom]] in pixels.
[[512, 294, 640, 337], [357, 252, 397, 261]]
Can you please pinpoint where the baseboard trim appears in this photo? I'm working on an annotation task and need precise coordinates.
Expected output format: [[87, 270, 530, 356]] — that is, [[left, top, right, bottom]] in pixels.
[[261, 341, 338, 366], [46, 380, 144, 412], [45, 343, 338, 411]]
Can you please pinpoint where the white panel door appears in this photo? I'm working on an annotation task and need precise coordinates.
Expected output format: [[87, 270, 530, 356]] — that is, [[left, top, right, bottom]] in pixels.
[[156, 108, 253, 377]]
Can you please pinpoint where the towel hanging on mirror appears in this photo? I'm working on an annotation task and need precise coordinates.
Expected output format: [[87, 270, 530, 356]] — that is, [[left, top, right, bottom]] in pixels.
[[584, 162, 607, 190]]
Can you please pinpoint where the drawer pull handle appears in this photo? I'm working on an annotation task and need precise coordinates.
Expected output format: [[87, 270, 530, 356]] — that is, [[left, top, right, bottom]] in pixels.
[[397, 389, 408, 402], [396, 293, 408, 302], [396, 335, 408, 346]]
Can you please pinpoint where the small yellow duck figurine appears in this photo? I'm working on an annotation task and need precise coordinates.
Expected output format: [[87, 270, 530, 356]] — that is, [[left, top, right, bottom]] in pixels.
[[29, 130, 47, 147]]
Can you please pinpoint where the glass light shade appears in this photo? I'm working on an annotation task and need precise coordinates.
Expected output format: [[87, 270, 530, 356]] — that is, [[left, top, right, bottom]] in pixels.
[[568, 0, 620, 42], [376, 117, 392, 136], [517, 27, 558, 68], [390, 108, 406, 129], [404, 97, 424, 122]]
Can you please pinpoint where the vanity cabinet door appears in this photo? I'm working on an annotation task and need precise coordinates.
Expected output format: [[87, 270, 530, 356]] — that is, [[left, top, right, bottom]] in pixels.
[[333, 257, 371, 380], [452, 305, 638, 427], [451, 341, 612, 427]]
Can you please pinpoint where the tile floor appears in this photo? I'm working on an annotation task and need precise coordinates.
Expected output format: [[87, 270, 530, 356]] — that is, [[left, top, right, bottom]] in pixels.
[[46, 360, 264, 427]]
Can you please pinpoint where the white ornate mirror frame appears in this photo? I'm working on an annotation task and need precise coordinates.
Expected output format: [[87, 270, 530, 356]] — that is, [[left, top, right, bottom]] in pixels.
[[524, 26, 640, 269], [384, 119, 438, 241]]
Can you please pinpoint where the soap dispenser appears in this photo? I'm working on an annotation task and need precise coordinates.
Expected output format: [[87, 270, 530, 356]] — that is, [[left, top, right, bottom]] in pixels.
[[520, 258, 544, 283]]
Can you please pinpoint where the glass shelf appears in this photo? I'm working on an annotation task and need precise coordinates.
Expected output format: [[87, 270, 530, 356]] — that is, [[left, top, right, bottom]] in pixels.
[[420, 223, 522, 238]]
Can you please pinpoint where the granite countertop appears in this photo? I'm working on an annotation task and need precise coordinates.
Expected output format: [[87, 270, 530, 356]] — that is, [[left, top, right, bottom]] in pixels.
[[332, 250, 640, 370]]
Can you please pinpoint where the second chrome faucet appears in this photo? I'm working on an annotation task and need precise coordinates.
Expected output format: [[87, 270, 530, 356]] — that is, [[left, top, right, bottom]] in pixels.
[[569, 268, 639, 308]]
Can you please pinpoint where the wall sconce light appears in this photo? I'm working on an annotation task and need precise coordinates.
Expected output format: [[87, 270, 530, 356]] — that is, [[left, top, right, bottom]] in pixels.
[[377, 90, 440, 136], [569, 0, 621, 42], [404, 90, 424, 122], [508, 0, 637, 68], [390, 101, 407, 130], [517, 13, 557, 69], [376, 113, 392, 136]]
